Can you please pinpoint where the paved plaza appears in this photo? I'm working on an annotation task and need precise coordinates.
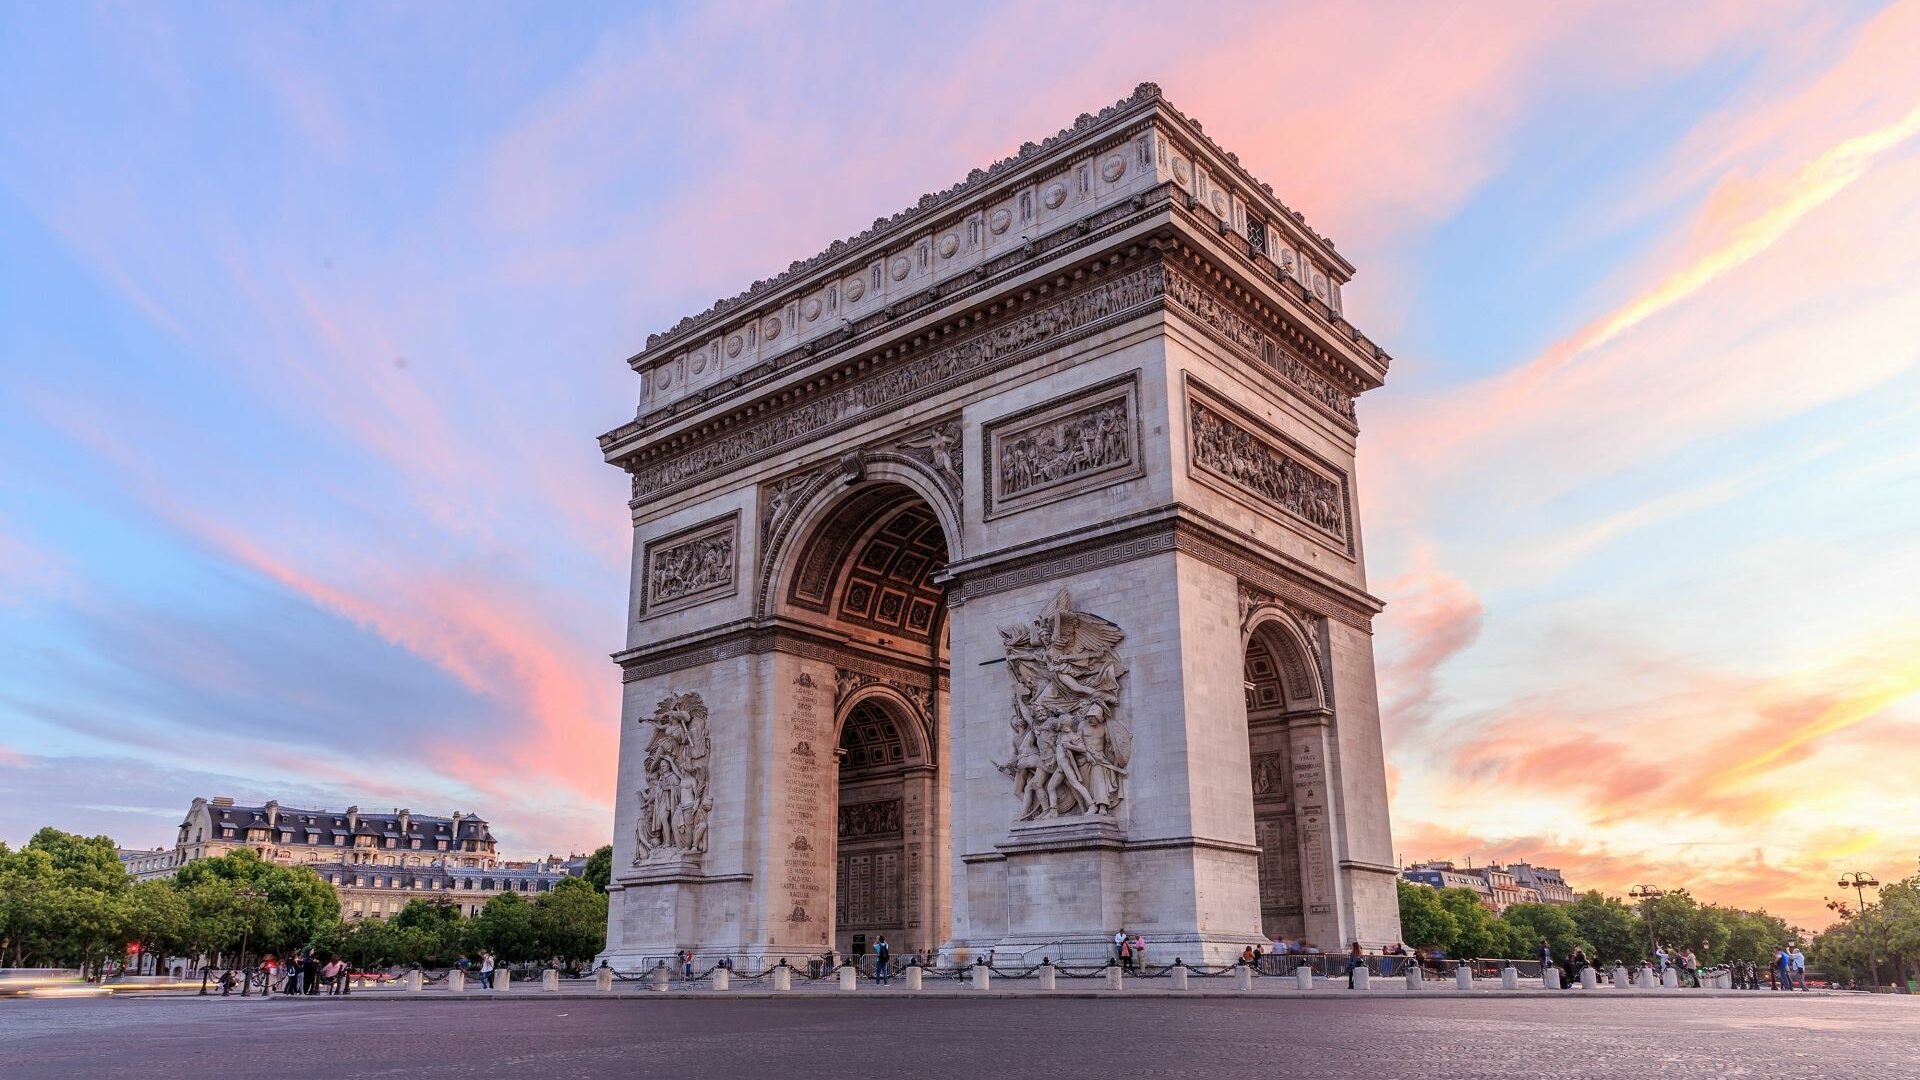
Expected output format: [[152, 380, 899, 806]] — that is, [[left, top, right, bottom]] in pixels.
[[3, 993, 1914, 1080]]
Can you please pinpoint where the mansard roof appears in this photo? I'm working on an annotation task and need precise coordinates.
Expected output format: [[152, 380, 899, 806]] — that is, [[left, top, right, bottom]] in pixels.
[[200, 800, 493, 842]]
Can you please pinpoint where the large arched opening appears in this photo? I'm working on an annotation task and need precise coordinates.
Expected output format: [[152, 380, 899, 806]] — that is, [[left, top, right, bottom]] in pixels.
[[774, 478, 952, 961], [1242, 615, 1327, 944]]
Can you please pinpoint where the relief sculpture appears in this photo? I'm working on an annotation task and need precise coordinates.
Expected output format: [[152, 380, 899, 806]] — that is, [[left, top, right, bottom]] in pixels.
[[1190, 401, 1346, 539], [647, 525, 735, 609], [997, 400, 1130, 500], [994, 589, 1133, 819], [633, 691, 713, 864]]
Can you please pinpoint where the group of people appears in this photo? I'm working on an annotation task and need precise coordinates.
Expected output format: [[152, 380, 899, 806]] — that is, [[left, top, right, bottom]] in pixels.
[[220, 951, 350, 996], [455, 951, 500, 988], [1111, 929, 1150, 971]]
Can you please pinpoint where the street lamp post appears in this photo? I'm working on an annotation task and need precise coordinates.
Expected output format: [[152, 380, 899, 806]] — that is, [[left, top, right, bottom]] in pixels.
[[1837, 872, 1881, 990], [235, 886, 266, 997], [1629, 885, 1665, 963]]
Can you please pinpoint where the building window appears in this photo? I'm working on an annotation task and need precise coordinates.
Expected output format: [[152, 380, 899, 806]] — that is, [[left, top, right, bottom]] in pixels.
[[1247, 217, 1267, 255], [221, 828, 234, 838]]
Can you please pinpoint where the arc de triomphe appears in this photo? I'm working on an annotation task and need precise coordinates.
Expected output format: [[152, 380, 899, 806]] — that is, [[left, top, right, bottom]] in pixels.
[[597, 84, 1402, 967]]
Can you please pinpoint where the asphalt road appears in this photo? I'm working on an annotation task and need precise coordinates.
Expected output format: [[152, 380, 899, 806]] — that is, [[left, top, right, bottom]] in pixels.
[[2, 993, 1914, 1079]]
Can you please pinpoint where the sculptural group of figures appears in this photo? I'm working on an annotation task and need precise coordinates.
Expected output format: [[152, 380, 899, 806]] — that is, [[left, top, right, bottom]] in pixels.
[[650, 534, 733, 603], [997, 401, 1129, 497], [634, 691, 713, 863], [996, 589, 1133, 819], [1190, 403, 1344, 537]]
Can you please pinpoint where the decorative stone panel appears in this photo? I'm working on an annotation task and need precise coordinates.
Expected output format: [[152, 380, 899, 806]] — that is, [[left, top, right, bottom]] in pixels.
[[982, 373, 1143, 519], [640, 513, 738, 618], [1184, 379, 1353, 555]]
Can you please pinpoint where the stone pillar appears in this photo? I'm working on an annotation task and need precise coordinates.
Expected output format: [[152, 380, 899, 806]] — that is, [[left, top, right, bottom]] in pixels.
[[1661, 968, 1679, 989], [1234, 963, 1253, 991], [596, 967, 613, 992], [449, 969, 466, 993], [1405, 964, 1421, 990], [650, 962, 669, 992], [1171, 961, 1189, 991], [1038, 960, 1056, 991], [1498, 966, 1516, 990], [1544, 967, 1561, 990], [1287, 716, 1349, 950], [1105, 963, 1124, 991], [772, 962, 792, 991], [1612, 965, 1630, 989], [1296, 965, 1314, 991], [1637, 966, 1656, 989], [1579, 966, 1597, 990], [971, 961, 990, 991], [712, 966, 730, 991], [838, 964, 857, 991], [543, 969, 559, 992], [905, 964, 924, 991], [494, 970, 511, 993], [405, 970, 422, 993], [1349, 965, 1369, 991]]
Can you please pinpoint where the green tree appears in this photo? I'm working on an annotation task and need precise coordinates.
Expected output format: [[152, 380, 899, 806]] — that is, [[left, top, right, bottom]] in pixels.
[[533, 878, 608, 967], [123, 880, 191, 964], [27, 828, 130, 895], [1395, 880, 1460, 953], [174, 848, 339, 958], [393, 899, 467, 966], [1434, 887, 1504, 958], [471, 892, 538, 963], [583, 846, 612, 894], [1567, 891, 1643, 966], [1501, 903, 1587, 964]]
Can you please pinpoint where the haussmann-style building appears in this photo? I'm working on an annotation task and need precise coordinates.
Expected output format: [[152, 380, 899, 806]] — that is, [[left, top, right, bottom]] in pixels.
[[595, 84, 1402, 968]]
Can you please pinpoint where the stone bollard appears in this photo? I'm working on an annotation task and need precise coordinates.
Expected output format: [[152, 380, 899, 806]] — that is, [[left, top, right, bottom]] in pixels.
[[971, 959, 990, 991], [1499, 966, 1516, 991], [495, 970, 512, 993], [1172, 960, 1189, 991], [595, 967, 612, 992], [712, 965, 730, 991], [1037, 960, 1056, 991], [1661, 968, 1679, 989], [1637, 966, 1656, 990], [1580, 966, 1598, 990], [772, 960, 792, 992], [650, 961, 669, 992], [543, 969, 559, 992], [405, 970, 423, 993], [1235, 962, 1253, 991], [1612, 965, 1630, 989], [1406, 964, 1422, 990], [905, 963, 923, 991], [839, 964, 857, 991], [1544, 967, 1561, 990], [1350, 965, 1370, 991], [1105, 962, 1124, 991], [449, 969, 466, 993], [1296, 965, 1315, 991]]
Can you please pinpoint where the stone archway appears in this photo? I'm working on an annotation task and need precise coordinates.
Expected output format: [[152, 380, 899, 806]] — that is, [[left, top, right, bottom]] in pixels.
[[830, 690, 938, 958], [1242, 611, 1344, 949]]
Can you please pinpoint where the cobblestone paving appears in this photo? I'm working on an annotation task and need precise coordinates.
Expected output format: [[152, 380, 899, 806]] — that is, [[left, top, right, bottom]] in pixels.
[[1, 993, 1913, 1079]]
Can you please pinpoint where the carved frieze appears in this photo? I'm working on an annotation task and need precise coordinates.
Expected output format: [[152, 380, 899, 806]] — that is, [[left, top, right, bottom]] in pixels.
[[1164, 266, 1356, 424], [628, 263, 1165, 500], [835, 668, 935, 722], [837, 798, 903, 840], [890, 417, 963, 496], [983, 374, 1142, 519], [641, 514, 738, 617], [632, 691, 713, 865], [1187, 388, 1351, 549], [995, 589, 1132, 820]]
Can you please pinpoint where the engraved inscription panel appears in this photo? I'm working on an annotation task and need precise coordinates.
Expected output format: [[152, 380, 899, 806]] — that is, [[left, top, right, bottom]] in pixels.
[[781, 669, 829, 939]]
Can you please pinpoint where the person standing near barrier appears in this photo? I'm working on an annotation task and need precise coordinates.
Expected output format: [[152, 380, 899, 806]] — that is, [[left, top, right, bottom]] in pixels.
[[681, 949, 695, 984], [1774, 948, 1792, 990], [1654, 945, 1669, 976], [1789, 947, 1806, 991], [1113, 929, 1127, 967], [1346, 941, 1365, 988], [479, 951, 495, 990], [1568, 947, 1590, 989], [874, 936, 891, 985], [1536, 940, 1553, 984], [1132, 933, 1147, 971]]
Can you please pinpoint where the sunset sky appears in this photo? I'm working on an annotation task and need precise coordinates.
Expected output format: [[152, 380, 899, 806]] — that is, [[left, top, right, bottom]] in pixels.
[[3, 2, 1917, 930]]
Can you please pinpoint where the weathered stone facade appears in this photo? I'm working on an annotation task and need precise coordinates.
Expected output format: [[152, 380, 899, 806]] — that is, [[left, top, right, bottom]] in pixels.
[[597, 84, 1400, 968]]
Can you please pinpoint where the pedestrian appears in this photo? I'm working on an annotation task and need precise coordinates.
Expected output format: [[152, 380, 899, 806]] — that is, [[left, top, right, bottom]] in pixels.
[[1789, 947, 1806, 991], [479, 951, 495, 990], [1241, 945, 1256, 965], [1654, 944, 1668, 975], [874, 936, 891, 985], [219, 969, 236, 996], [303, 950, 320, 996], [1569, 947, 1590, 988], [682, 949, 694, 984], [1536, 940, 1553, 984], [1773, 948, 1791, 991], [1680, 948, 1700, 988], [1346, 941, 1365, 989], [1113, 928, 1127, 966]]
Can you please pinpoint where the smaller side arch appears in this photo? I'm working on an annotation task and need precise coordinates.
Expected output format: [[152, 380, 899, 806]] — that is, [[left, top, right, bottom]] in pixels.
[[834, 682, 935, 768], [1242, 606, 1326, 711], [756, 458, 962, 622]]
